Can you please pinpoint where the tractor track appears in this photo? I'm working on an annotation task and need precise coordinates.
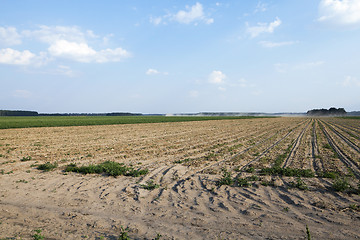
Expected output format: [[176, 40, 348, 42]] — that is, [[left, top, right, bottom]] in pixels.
[[319, 121, 360, 179], [282, 120, 312, 168], [311, 120, 324, 172], [321, 120, 360, 154]]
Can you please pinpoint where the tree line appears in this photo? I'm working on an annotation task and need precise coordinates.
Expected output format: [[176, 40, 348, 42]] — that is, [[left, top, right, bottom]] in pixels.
[[306, 107, 347, 116]]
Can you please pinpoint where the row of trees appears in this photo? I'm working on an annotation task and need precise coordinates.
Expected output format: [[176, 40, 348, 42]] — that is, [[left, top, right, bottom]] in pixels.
[[0, 110, 142, 117], [307, 107, 347, 116]]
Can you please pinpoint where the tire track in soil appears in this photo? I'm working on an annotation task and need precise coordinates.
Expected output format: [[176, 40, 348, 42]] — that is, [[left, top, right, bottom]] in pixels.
[[311, 120, 324, 172], [282, 120, 312, 168], [237, 119, 310, 171], [319, 121, 360, 179], [328, 121, 360, 140], [322, 120, 360, 154]]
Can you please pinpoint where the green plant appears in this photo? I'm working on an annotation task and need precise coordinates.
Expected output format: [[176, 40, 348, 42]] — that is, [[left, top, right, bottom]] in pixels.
[[153, 233, 162, 240], [290, 177, 308, 190], [65, 161, 148, 178], [317, 171, 339, 179], [33, 229, 44, 240], [37, 162, 58, 171], [306, 225, 311, 240], [236, 177, 250, 187], [141, 180, 160, 190], [332, 178, 350, 192], [244, 166, 255, 173], [118, 226, 130, 240], [217, 168, 234, 186], [20, 156, 32, 162], [246, 175, 259, 181]]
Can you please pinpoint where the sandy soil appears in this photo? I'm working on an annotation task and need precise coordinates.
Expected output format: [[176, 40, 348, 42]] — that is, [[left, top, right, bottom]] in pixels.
[[0, 118, 359, 239]]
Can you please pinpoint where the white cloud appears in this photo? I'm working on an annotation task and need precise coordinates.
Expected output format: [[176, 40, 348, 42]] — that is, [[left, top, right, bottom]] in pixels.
[[0, 48, 35, 65], [47, 39, 130, 63], [22, 25, 91, 44], [150, 3, 213, 25], [342, 75, 360, 87], [146, 68, 168, 75], [150, 16, 163, 26], [318, 0, 360, 25], [146, 68, 160, 75], [254, 2, 267, 13], [209, 70, 226, 84], [259, 41, 297, 48], [218, 86, 226, 91], [246, 17, 281, 38], [0, 27, 22, 46], [294, 61, 325, 70], [12, 89, 32, 98]]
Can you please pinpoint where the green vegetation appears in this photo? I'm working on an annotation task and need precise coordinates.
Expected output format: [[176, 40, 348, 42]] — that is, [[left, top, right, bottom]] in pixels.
[[332, 177, 350, 192], [37, 162, 58, 171], [32, 229, 44, 240], [20, 156, 32, 161], [65, 161, 148, 177], [236, 177, 251, 187], [217, 168, 234, 186], [306, 225, 311, 240], [317, 171, 339, 179], [290, 177, 308, 190], [260, 167, 315, 178], [0, 115, 271, 129], [140, 180, 160, 190]]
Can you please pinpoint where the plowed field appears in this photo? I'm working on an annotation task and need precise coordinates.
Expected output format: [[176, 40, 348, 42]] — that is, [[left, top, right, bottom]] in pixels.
[[0, 117, 359, 239]]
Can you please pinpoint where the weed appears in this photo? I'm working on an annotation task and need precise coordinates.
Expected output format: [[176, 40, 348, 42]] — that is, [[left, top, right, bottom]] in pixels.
[[323, 144, 332, 149], [153, 233, 162, 240], [20, 156, 32, 162], [141, 180, 160, 190], [261, 180, 274, 186], [26, 170, 31, 173], [37, 162, 58, 171], [174, 158, 191, 164], [16, 179, 28, 183], [246, 175, 259, 181], [244, 166, 255, 173], [118, 226, 130, 240], [306, 225, 311, 240], [33, 229, 44, 240], [236, 177, 251, 187], [349, 204, 360, 211], [332, 178, 350, 192], [290, 177, 308, 190], [0, 170, 3, 175], [217, 168, 234, 186], [260, 167, 314, 178], [317, 171, 339, 179], [65, 161, 148, 178], [283, 207, 289, 212]]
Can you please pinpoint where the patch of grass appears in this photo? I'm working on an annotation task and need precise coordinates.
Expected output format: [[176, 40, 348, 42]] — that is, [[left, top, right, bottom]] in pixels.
[[260, 167, 314, 178], [173, 158, 191, 164], [332, 177, 350, 192], [246, 175, 259, 181], [236, 177, 251, 187], [244, 166, 255, 173], [0, 169, 4, 175], [323, 143, 332, 150], [306, 225, 311, 240], [140, 180, 160, 190], [153, 233, 162, 240], [37, 162, 58, 171], [349, 204, 360, 211], [290, 177, 308, 190], [317, 171, 339, 179], [118, 226, 130, 240], [65, 161, 148, 177], [33, 229, 44, 240], [20, 156, 32, 162], [217, 168, 234, 186], [16, 179, 28, 183]]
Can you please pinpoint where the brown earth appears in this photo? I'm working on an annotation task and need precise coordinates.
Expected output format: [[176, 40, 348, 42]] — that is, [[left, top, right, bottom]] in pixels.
[[0, 118, 359, 239]]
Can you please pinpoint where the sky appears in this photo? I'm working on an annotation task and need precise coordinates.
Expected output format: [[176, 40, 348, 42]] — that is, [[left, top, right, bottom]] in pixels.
[[1, 0, 360, 114]]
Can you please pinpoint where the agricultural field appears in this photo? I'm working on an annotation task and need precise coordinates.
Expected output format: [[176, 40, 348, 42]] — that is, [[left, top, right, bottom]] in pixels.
[[0, 117, 359, 239]]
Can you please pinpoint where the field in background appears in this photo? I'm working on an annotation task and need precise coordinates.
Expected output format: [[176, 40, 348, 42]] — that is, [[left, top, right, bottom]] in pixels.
[[0, 117, 359, 239], [0, 115, 270, 129]]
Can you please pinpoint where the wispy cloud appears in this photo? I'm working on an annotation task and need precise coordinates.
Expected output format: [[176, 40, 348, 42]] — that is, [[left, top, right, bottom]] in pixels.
[[318, 0, 360, 26], [208, 70, 226, 84], [0, 26, 22, 46], [342, 75, 360, 87], [254, 2, 267, 13], [12, 89, 33, 98], [246, 17, 281, 38], [274, 61, 325, 73], [0, 25, 131, 66], [150, 2, 213, 26], [146, 68, 168, 75], [259, 41, 297, 48]]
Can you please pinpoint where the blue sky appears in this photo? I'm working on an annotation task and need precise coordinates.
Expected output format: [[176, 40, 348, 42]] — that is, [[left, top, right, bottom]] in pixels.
[[1, 0, 360, 113]]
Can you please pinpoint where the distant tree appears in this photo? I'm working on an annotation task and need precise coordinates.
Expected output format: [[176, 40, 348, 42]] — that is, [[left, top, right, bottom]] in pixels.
[[307, 107, 347, 116]]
